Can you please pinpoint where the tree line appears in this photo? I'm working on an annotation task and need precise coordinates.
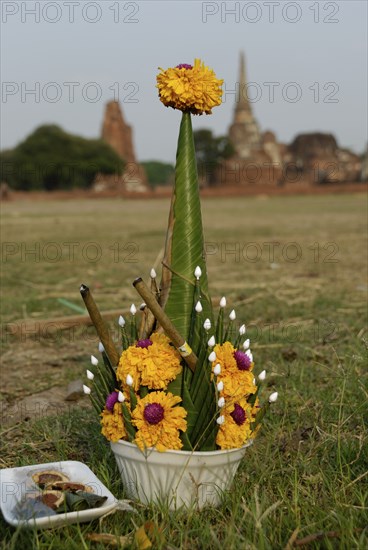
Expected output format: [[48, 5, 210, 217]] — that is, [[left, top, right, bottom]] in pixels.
[[0, 125, 234, 190]]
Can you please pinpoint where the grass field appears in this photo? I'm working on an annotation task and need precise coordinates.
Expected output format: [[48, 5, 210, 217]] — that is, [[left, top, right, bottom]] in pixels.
[[1, 193, 367, 548]]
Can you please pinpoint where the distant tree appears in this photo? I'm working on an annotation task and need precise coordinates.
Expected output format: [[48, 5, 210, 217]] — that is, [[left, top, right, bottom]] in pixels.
[[194, 129, 235, 186], [141, 161, 175, 188], [0, 125, 124, 191]]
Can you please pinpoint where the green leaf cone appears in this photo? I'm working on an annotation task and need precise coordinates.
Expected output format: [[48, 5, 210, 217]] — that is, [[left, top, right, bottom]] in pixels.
[[160, 112, 213, 341]]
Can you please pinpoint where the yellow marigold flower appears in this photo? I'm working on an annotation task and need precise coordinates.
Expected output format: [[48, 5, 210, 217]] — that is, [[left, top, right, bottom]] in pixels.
[[216, 399, 253, 450], [101, 402, 127, 443], [116, 333, 182, 391], [131, 391, 187, 452], [213, 342, 257, 402], [156, 59, 223, 115]]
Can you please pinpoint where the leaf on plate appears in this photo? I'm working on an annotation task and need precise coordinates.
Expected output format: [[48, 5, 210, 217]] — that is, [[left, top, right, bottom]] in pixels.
[[65, 491, 108, 512]]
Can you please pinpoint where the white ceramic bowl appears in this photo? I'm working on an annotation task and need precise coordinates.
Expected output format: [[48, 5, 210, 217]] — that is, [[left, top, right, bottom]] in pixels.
[[111, 439, 253, 510]]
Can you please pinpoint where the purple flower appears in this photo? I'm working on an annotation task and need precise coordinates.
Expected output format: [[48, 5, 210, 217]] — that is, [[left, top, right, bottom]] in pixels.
[[176, 63, 193, 70], [143, 403, 165, 425], [105, 391, 119, 412], [233, 350, 251, 371], [230, 403, 246, 426], [136, 339, 153, 349]]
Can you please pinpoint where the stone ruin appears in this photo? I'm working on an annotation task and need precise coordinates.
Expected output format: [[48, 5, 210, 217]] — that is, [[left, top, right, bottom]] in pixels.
[[285, 133, 361, 184], [95, 100, 147, 193], [214, 52, 363, 188]]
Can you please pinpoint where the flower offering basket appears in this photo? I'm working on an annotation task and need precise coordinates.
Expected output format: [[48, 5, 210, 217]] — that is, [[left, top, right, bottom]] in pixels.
[[80, 60, 277, 509]]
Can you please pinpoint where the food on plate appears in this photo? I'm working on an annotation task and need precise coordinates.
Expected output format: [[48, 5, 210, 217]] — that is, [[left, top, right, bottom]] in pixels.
[[45, 481, 93, 493], [31, 470, 70, 488], [37, 490, 65, 511]]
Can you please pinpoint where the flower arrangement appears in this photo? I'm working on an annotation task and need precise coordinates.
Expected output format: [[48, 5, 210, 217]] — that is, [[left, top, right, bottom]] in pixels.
[[81, 60, 278, 455]]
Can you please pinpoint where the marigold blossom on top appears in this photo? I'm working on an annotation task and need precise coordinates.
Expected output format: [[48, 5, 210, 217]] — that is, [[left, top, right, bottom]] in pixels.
[[156, 59, 223, 115]]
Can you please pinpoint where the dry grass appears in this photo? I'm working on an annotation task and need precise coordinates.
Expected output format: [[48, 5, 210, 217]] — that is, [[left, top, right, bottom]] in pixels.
[[1, 193, 366, 318], [0, 193, 367, 548]]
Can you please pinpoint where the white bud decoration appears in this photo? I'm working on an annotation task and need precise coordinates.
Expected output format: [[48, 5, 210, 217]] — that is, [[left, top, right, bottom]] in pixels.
[[229, 309, 236, 321], [118, 315, 125, 327], [217, 380, 224, 391], [118, 391, 125, 402], [216, 415, 225, 425], [126, 374, 134, 387], [208, 351, 217, 362], [194, 266, 202, 279], [208, 335, 216, 348], [203, 318, 211, 331], [246, 350, 253, 362], [139, 303, 146, 311], [195, 301, 203, 313], [219, 296, 226, 308], [83, 385, 91, 395], [130, 304, 137, 315], [269, 392, 278, 403], [86, 369, 94, 380], [239, 324, 246, 335], [258, 370, 266, 381], [218, 396, 225, 408], [150, 268, 157, 279], [90, 355, 98, 366], [243, 339, 250, 350], [213, 363, 221, 376], [98, 342, 105, 353]]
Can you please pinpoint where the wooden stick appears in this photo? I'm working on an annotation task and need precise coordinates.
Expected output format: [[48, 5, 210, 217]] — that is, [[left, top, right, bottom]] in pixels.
[[133, 278, 198, 372], [80, 284, 120, 366], [143, 275, 159, 337], [138, 303, 148, 339]]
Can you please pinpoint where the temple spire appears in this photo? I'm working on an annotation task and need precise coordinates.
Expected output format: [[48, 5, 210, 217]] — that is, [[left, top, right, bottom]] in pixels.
[[228, 51, 261, 159], [239, 52, 246, 91], [238, 51, 249, 110]]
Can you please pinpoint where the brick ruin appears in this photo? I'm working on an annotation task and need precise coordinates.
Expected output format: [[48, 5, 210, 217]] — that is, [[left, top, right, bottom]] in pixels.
[[285, 133, 361, 184], [94, 100, 148, 192]]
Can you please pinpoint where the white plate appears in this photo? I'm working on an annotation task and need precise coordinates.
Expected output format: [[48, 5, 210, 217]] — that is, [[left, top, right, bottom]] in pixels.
[[0, 460, 118, 529]]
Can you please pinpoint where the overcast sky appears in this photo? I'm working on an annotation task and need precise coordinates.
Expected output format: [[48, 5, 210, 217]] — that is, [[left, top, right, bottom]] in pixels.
[[1, 0, 367, 162]]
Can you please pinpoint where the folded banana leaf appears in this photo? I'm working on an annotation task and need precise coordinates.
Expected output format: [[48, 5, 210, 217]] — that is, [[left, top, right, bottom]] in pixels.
[[160, 112, 213, 342], [65, 491, 108, 512]]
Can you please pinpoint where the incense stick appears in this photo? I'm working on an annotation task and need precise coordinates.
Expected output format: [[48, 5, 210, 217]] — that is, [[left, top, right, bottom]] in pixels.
[[80, 284, 120, 366]]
